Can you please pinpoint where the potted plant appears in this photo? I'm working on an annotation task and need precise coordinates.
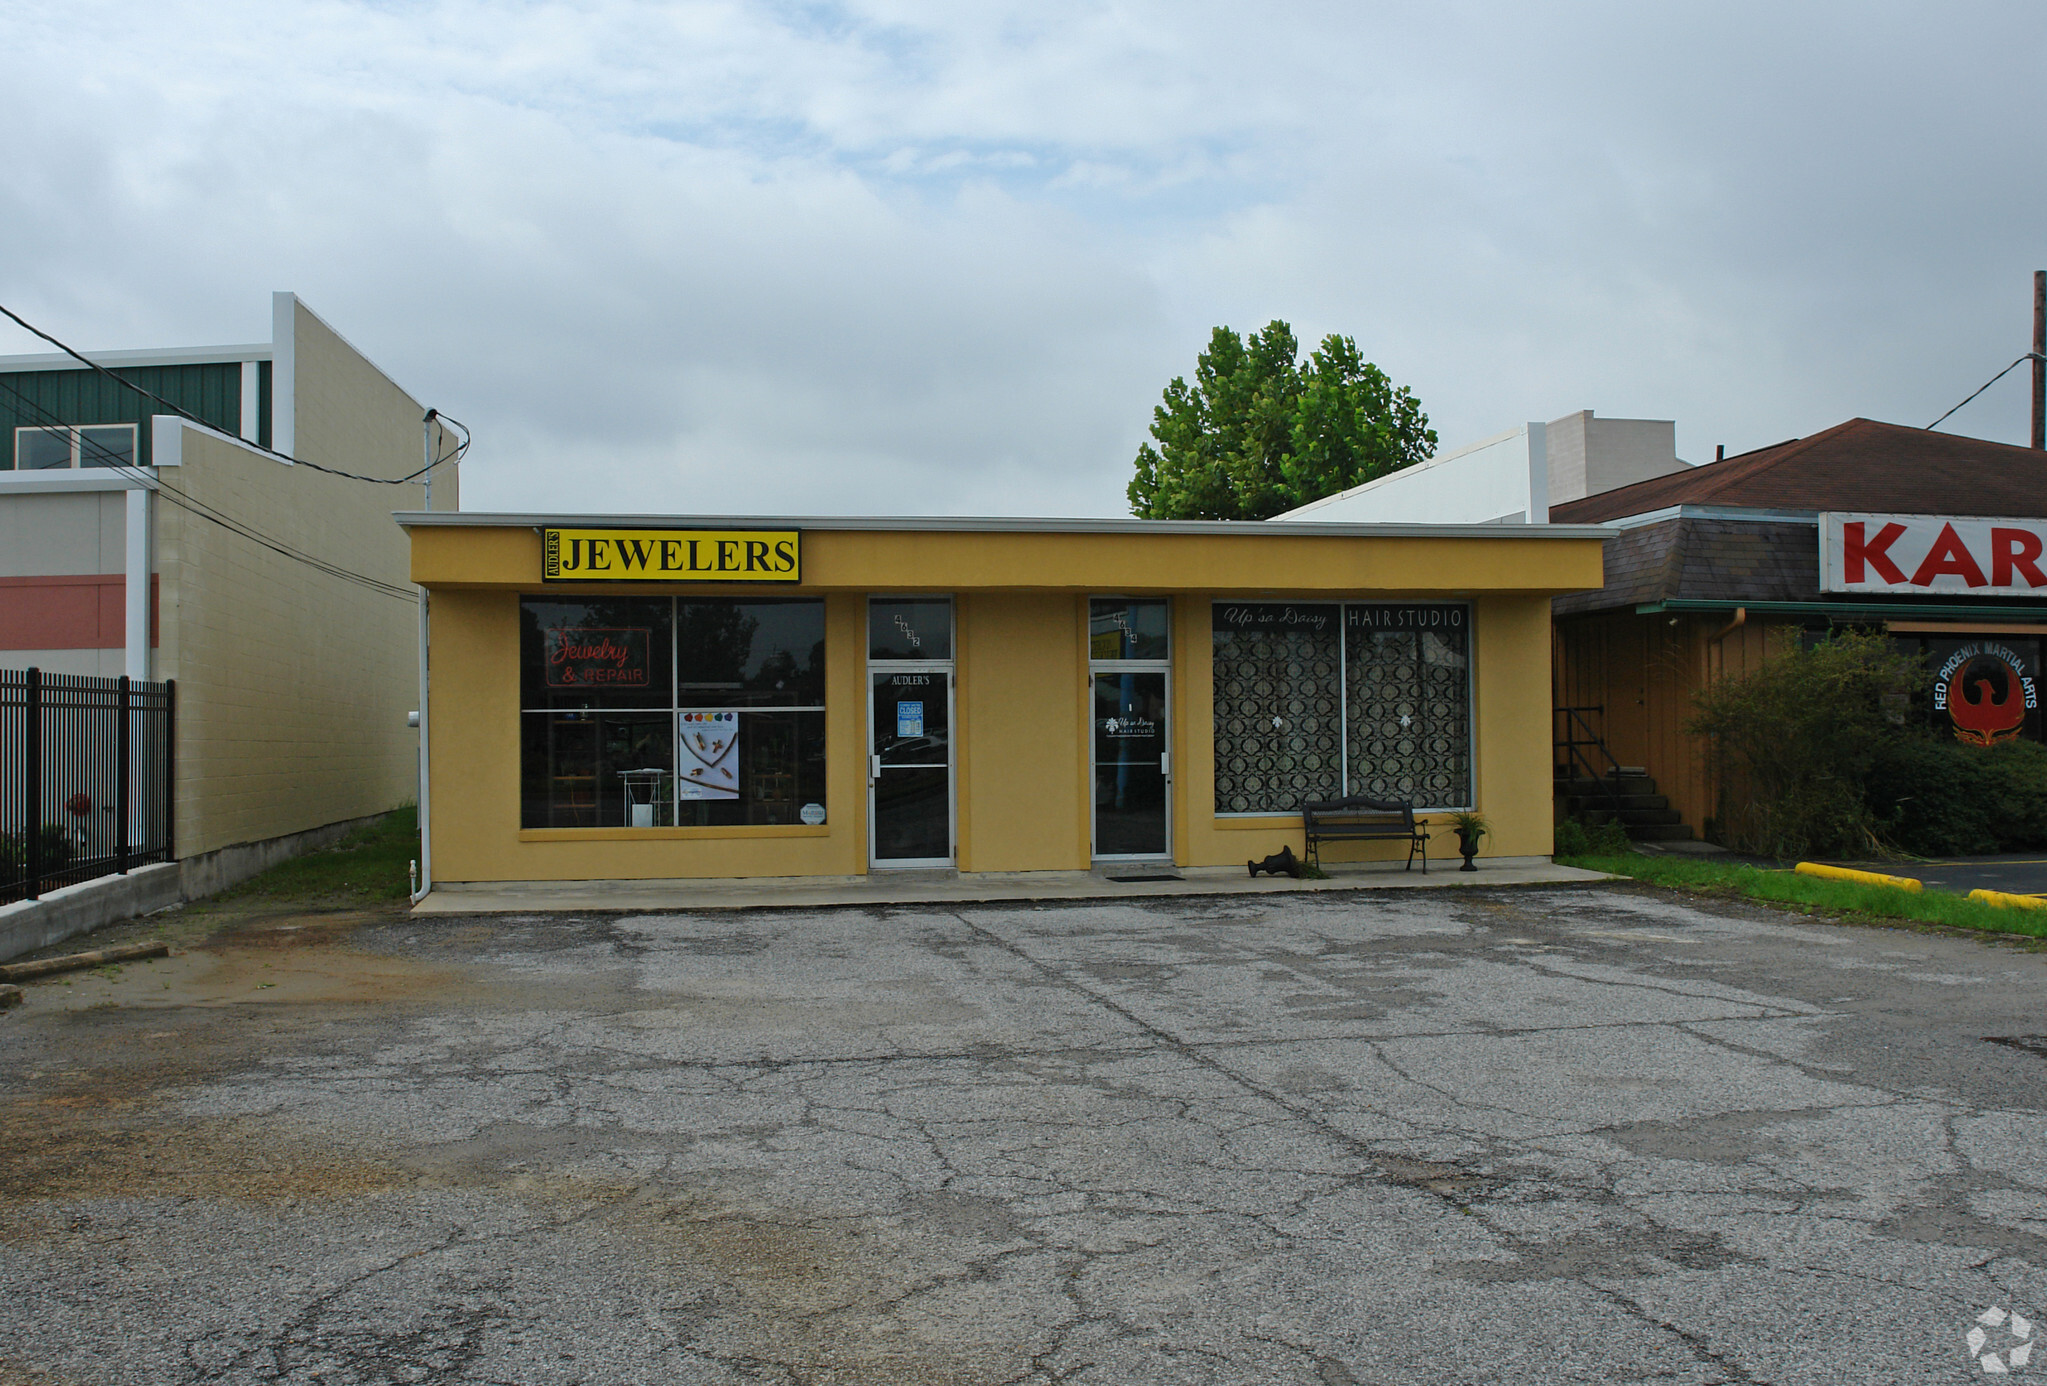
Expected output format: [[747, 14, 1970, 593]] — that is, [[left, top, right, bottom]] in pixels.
[[1449, 811, 1488, 872]]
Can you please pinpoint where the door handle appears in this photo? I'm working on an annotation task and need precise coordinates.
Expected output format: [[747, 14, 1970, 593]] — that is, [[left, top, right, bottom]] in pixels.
[[869, 755, 881, 784], [1160, 750, 1171, 778]]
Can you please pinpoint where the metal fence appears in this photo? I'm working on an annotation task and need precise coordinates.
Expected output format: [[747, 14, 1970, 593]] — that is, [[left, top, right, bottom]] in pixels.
[[2, 668, 175, 904]]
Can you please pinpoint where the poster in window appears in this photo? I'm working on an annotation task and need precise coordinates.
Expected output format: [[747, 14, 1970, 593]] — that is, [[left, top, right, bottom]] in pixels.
[[897, 701, 924, 737], [544, 627, 651, 690], [679, 711, 740, 799]]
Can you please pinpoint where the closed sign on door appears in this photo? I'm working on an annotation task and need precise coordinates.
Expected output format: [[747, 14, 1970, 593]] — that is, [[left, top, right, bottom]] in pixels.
[[897, 701, 924, 737]]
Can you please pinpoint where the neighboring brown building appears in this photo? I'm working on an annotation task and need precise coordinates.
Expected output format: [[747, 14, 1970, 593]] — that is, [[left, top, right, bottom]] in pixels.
[[1550, 419, 2047, 842]]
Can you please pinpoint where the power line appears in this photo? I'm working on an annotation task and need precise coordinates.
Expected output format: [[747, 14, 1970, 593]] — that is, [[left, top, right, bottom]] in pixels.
[[0, 377, 418, 603], [1927, 352, 2047, 432], [0, 300, 468, 485]]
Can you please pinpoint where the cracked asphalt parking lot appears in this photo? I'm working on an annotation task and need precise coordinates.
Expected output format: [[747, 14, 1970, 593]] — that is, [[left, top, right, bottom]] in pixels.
[[6, 886, 2047, 1384]]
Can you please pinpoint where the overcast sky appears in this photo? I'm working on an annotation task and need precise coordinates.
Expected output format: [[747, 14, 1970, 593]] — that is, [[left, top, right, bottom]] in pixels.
[[2, 1, 2042, 516]]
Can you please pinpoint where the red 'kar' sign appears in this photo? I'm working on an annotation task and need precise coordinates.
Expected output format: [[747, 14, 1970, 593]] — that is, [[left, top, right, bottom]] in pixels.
[[1821, 513, 2047, 596]]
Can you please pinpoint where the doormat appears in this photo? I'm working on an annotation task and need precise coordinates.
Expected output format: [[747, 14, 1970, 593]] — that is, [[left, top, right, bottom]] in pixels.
[[1104, 873, 1182, 884]]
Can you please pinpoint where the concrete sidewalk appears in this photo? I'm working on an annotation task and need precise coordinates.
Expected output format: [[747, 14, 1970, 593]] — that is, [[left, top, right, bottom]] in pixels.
[[410, 855, 1608, 913]]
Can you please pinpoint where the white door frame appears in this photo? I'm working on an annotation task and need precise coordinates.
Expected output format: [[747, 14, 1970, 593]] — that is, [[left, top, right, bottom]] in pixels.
[[1089, 661, 1172, 861], [867, 663, 955, 868]]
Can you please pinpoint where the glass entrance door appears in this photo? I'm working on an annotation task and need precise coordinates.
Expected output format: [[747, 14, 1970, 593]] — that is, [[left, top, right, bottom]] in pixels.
[[867, 597, 954, 867], [870, 669, 952, 864], [1093, 668, 1169, 858]]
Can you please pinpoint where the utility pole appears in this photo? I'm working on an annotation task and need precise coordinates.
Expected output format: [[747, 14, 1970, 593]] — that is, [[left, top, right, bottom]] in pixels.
[[2033, 269, 2044, 450]]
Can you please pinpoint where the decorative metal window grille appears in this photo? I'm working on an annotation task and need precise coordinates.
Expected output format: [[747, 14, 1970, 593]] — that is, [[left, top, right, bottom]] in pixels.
[[1344, 625, 1471, 806], [1212, 602, 1472, 814], [1211, 617, 1343, 814]]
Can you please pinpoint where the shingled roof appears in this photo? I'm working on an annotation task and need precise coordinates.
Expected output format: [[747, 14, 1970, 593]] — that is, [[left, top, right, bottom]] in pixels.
[[1552, 518, 1820, 616], [1550, 418, 2047, 524]]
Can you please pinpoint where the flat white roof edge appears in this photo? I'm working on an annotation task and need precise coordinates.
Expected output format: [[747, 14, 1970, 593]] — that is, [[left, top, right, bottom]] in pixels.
[[1601, 504, 1822, 529], [0, 343, 274, 372], [394, 511, 1613, 540]]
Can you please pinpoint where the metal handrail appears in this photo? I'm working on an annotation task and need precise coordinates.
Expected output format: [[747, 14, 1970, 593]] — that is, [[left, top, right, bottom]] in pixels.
[[1553, 705, 1628, 813]]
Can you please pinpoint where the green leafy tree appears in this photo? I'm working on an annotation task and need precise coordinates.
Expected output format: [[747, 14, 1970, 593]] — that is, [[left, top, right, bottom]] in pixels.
[[1127, 321, 1437, 520]]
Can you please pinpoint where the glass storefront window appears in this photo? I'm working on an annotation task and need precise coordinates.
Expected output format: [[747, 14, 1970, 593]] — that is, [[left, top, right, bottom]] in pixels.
[[678, 599, 825, 706], [1211, 600, 1473, 814], [521, 710, 673, 829], [1089, 598, 1169, 661], [520, 597, 825, 828], [520, 598, 672, 711]]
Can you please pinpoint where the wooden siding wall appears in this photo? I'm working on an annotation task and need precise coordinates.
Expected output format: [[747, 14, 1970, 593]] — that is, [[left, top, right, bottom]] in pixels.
[[1553, 610, 1781, 838]]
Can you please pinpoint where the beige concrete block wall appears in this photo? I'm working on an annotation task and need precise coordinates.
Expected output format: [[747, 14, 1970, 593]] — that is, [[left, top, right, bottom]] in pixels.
[[289, 301, 460, 512], [154, 294, 451, 859], [157, 425, 423, 856]]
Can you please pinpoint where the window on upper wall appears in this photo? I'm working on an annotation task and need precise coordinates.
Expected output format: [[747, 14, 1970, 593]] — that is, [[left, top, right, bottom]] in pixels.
[[1089, 598, 1169, 660], [518, 596, 826, 830], [12, 424, 138, 471], [1211, 601, 1472, 814]]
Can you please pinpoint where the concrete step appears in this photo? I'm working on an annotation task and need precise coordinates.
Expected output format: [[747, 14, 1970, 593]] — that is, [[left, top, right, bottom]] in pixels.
[[1559, 793, 1669, 813], [1628, 823, 1696, 842], [1558, 777, 1657, 797]]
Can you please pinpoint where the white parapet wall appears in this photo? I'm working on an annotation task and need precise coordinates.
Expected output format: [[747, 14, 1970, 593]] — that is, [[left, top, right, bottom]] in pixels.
[[1273, 423, 1550, 526], [1273, 411, 1689, 526]]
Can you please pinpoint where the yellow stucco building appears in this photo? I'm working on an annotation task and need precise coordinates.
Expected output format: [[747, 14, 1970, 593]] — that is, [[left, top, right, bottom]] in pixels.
[[403, 515, 1605, 885]]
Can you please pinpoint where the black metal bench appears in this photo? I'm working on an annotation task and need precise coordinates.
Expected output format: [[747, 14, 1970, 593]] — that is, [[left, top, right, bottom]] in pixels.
[[1301, 796, 1429, 873]]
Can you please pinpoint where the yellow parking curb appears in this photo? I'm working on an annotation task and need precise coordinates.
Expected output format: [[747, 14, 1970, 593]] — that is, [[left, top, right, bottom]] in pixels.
[[1794, 862, 1922, 892], [1968, 888, 2047, 911]]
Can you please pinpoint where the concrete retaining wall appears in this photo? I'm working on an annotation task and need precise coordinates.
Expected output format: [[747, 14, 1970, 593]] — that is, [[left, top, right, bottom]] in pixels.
[[0, 811, 393, 963], [176, 812, 382, 900], [0, 864, 182, 962]]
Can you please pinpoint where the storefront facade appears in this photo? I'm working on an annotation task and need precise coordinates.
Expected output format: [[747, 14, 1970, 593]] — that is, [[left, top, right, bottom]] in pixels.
[[404, 514, 1605, 884], [1549, 420, 2047, 841]]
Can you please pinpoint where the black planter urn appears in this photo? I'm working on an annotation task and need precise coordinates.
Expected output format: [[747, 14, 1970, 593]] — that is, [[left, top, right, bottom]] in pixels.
[[1249, 845, 1302, 879], [1455, 831, 1480, 872]]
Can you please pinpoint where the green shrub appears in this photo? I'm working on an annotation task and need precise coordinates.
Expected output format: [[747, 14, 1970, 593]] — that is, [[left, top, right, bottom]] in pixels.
[[0, 823, 77, 878], [1688, 629, 1921, 859], [1867, 736, 2047, 856], [1554, 816, 1631, 858]]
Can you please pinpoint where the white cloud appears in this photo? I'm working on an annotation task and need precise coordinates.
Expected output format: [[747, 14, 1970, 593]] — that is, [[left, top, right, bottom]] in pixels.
[[1, 0, 2042, 515]]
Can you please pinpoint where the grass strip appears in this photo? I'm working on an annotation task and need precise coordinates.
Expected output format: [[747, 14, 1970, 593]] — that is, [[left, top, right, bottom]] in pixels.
[[1558, 850, 2047, 941], [214, 806, 419, 907]]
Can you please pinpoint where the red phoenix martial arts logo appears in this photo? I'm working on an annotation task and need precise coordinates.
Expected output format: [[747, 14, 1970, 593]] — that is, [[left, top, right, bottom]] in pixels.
[[1933, 644, 2037, 747]]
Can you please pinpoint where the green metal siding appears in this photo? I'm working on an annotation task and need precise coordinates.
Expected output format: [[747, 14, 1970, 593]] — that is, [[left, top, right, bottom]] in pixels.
[[0, 361, 247, 469]]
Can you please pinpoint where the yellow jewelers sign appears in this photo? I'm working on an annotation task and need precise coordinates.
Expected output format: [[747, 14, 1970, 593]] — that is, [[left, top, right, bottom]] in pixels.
[[541, 528, 801, 583]]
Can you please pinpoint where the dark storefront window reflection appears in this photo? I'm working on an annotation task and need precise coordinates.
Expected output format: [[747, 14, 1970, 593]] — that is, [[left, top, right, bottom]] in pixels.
[[868, 599, 952, 660], [1089, 598, 1169, 661]]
